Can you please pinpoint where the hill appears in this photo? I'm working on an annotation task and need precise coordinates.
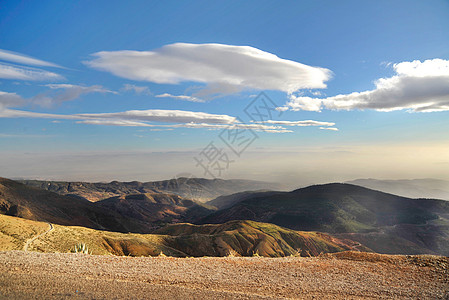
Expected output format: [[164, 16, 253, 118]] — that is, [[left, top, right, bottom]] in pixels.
[[0, 214, 367, 257], [18, 177, 283, 202], [0, 177, 135, 232], [206, 190, 276, 209], [96, 193, 214, 230], [199, 183, 449, 256], [0, 177, 213, 233], [346, 178, 449, 200]]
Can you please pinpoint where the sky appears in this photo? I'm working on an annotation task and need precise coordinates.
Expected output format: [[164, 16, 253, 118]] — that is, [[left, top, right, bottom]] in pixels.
[[1, 0, 449, 187]]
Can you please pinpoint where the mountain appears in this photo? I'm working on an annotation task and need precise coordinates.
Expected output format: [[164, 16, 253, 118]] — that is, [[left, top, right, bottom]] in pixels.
[[346, 178, 449, 200], [199, 183, 449, 256], [206, 190, 277, 210], [0, 214, 368, 257], [18, 178, 283, 202], [0, 177, 213, 233], [96, 192, 214, 231], [0, 177, 133, 232]]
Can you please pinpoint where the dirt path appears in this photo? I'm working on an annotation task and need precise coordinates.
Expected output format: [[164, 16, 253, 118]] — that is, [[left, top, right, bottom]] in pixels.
[[22, 223, 53, 252], [0, 251, 448, 299]]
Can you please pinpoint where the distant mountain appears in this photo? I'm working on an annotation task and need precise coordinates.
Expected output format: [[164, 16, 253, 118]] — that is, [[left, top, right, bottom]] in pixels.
[[199, 183, 449, 256], [0, 214, 368, 257], [19, 178, 283, 202], [96, 192, 214, 231], [0, 177, 213, 233], [346, 178, 449, 200], [206, 190, 277, 210]]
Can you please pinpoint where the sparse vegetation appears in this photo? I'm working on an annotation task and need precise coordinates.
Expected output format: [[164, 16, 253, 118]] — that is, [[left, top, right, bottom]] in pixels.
[[72, 243, 91, 254]]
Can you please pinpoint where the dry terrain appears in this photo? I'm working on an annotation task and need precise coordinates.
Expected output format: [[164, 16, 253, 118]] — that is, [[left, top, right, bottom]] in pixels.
[[0, 251, 448, 299], [0, 214, 364, 257]]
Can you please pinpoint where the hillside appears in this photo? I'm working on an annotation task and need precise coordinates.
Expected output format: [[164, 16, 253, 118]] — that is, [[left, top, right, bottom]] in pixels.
[[0, 177, 135, 232], [200, 183, 449, 256], [96, 193, 214, 230], [18, 178, 283, 202], [206, 190, 276, 210], [0, 177, 213, 233], [0, 214, 367, 257], [347, 178, 449, 200]]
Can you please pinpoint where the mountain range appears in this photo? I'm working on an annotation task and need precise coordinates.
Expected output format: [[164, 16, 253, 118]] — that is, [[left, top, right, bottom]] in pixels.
[[0, 177, 212, 233], [18, 178, 283, 202], [2, 176, 449, 256]]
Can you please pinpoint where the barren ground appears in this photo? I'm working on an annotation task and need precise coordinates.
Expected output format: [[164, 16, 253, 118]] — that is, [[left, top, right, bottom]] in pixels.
[[0, 251, 448, 299]]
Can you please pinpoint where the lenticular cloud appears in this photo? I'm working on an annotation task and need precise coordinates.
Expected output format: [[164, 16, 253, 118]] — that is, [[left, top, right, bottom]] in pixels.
[[85, 43, 332, 95]]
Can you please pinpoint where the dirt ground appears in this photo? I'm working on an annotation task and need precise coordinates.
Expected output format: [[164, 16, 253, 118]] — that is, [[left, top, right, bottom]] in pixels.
[[0, 251, 448, 299]]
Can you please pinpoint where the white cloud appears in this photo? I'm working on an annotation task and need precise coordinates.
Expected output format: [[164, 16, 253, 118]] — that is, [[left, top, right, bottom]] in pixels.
[[258, 120, 335, 127], [85, 43, 332, 96], [0, 63, 64, 81], [156, 93, 205, 103], [0, 49, 62, 68], [77, 109, 237, 124], [76, 119, 155, 127], [0, 107, 298, 132], [281, 58, 449, 112], [0, 107, 236, 124], [1, 85, 335, 134], [319, 127, 339, 131], [75, 119, 291, 132], [121, 84, 151, 95]]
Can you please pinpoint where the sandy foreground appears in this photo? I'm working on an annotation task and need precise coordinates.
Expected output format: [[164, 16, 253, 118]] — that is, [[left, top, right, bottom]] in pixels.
[[0, 251, 448, 299]]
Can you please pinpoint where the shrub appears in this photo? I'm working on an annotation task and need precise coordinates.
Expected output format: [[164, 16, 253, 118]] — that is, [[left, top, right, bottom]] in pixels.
[[72, 243, 91, 254]]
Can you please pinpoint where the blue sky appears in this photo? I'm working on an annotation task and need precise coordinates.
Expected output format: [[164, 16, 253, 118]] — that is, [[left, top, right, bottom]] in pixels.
[[1, 0, 449, 184]]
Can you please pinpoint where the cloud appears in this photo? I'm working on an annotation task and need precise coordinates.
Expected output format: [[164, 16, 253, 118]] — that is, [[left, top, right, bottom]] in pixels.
[[0, 91, 25, 108], [1, 84, 336, 133], [0, 103, 339, 133], [156, 93, 204, 103], [319, 127, 339, 131], [33, 84, 116, 107], [0, 49, 62, 68], [280, 58, 449, 112], [0, 106, 299, 133], [0, 63, 64, 81], [76, 109, 237, 124], [77, 119, 155, 127], [257, 120, 335, 127], [0, 108, 79, 120], [85, 43, 332, 96], [0, 107, 236, 124], [121, 84, 151, 95]]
